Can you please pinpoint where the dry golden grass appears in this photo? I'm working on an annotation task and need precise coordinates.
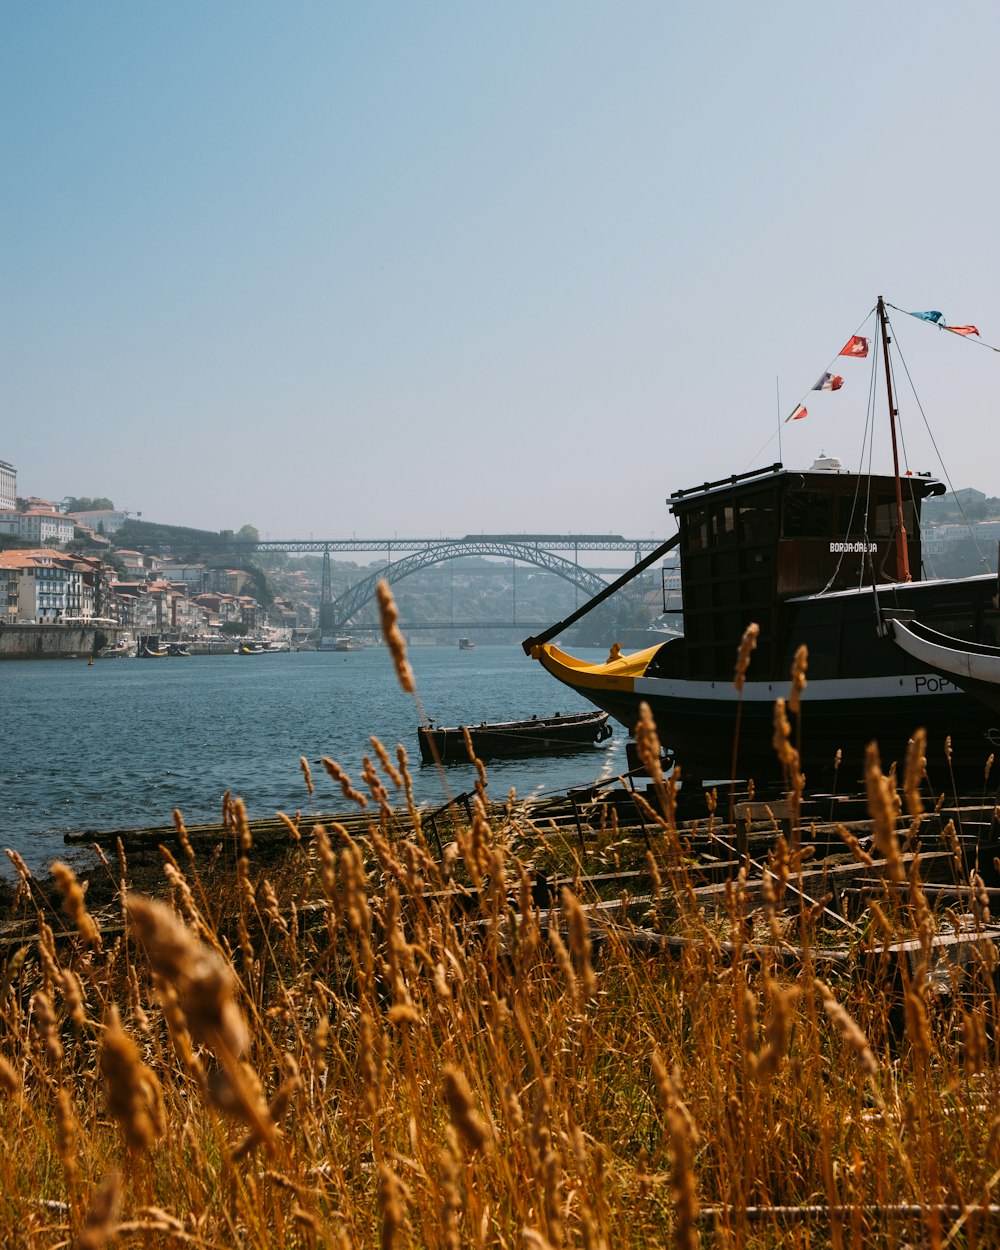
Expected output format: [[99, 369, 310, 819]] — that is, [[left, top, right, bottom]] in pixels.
[[0, 754, 996, 1250], [0, 618, 998, 1248]]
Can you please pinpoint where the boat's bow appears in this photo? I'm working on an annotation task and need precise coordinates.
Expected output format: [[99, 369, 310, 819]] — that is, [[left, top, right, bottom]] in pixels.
[[527, 641, 663, 728], [886, 616, 1000, 714]]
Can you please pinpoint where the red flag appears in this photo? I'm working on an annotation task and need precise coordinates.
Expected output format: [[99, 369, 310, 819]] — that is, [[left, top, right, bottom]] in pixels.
[[785, 404, 808, 423], [947, 325, 980, 337], [840, 335, 869, 357]]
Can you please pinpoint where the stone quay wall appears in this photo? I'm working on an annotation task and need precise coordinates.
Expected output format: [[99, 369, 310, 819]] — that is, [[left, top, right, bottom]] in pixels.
[[0, 623, 126, 659]]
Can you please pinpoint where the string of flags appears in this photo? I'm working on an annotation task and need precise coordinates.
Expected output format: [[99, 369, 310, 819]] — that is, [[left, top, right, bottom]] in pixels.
[[785, 334, 870, 422], [907, 309, 980, 336], [785, 306, 986, 423]]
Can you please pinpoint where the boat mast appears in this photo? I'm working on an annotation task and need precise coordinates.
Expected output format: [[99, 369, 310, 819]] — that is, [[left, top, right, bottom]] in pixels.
[[877, 295, 911, 582]]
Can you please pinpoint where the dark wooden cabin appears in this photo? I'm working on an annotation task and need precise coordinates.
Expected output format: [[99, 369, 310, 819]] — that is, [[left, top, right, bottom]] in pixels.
[[665, 458, 945, 682]]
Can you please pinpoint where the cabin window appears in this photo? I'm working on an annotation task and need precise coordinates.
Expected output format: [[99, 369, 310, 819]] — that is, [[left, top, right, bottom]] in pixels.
[[738, 498, 777, 543], [683, 502, 743, 550], [712, 505, 737, 545], [783, 492, 834, 538], [836, 493, 868, 537], [684, 509, 710, 552], [874, 499, 917, 539]]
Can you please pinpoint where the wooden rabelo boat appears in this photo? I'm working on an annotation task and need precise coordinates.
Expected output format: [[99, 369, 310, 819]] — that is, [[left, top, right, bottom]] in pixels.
[[522, 297, 1000, 794], [418, 710, 612, 764]]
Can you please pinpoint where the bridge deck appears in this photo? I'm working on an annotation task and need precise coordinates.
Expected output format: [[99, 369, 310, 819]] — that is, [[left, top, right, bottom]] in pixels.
[[239, 534, 671, 554]]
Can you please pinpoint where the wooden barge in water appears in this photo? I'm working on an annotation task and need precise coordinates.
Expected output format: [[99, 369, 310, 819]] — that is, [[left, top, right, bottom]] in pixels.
[[417, 709, 612, 764]]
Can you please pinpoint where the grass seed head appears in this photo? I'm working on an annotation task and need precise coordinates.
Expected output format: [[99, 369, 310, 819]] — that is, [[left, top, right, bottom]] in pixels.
[[60, 967, 87, 1030], [562, 888, 597, 1002], [734, 621, 759, 693], [370, 735, 404, 787], [865, 743, 906, 885], [299, 756, 314, 797], [755, 978, 800, 1080], [0, 1054, 21, 1096], [50, 860, 102, 951], [31, 989, 63, 1065], [320, 756, 368, 809], [376, 580, 415, 694], [772, 697, 799, 775], [443, 1063, 492, 1154], [904, 987, 933, 1063], [668, 1102, 700, 1250], [77, 1171, 121, 1250], [789, 642, 808, 715], [378, 1163, 410, 1250], [816, 979, 878, 1077], [172, 808, 194, 861], [635, 701, 664, 786], [126, 894, 248, 1060], [904, 728, 927, 819], [961, 1007, 988, 1075], [549, 919, 577, 1004], [56, 1086, 77, 1183], [100, 1004, 165, 1153]]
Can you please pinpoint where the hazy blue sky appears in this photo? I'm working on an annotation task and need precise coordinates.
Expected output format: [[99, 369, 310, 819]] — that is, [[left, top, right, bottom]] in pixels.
[[3, 3, 999, 540]]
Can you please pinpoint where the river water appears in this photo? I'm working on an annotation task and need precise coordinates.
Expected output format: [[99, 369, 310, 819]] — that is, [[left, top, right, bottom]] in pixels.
[[1, 645, 626, 875]]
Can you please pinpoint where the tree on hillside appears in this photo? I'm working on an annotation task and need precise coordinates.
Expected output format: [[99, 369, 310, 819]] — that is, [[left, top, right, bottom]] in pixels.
[[243, 562, 274, 607], [928, 536, 998, 579], [61, 497, 115, 513]]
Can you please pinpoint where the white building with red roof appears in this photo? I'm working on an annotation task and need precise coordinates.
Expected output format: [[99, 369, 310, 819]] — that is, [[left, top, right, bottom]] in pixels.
[[0, 549, 96, 623]]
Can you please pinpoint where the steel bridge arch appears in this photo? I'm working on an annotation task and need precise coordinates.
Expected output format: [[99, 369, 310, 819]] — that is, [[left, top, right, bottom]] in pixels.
[[329, 539, 610, 629]]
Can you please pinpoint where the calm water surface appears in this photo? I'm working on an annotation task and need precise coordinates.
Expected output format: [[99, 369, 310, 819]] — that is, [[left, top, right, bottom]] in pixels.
[[1, 646, 626, 873]]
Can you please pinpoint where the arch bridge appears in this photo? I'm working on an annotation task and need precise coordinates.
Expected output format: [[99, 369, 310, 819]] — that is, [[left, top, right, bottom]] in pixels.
[[328, 538, 615, 631], [266, 533, 671, 632]]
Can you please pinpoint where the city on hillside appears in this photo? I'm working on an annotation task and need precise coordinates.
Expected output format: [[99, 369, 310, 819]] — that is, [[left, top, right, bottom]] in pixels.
[[0, 458, 662, 652]]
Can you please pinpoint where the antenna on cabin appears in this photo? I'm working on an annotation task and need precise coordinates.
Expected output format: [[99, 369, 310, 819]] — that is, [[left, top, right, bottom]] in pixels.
[[776, 376, 781, 464]]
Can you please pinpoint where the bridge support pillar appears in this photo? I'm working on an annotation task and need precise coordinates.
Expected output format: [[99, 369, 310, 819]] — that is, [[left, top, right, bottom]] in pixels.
[[319, 547, 335, 643]]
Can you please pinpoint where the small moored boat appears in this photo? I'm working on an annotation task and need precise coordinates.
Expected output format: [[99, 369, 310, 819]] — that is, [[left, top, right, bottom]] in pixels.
[[98, 639, 133, 659], [418, 710, 612, 764]]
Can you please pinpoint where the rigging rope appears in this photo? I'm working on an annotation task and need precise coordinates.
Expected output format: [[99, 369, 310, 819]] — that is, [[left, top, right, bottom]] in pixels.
[[885, 302, 1000, 354], [740, 308, 878, 474], [887, 310, 993, 575]]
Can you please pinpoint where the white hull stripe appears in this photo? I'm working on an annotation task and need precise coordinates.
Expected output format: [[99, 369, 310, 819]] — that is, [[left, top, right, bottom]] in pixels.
[[633, 672, 965, 704]]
